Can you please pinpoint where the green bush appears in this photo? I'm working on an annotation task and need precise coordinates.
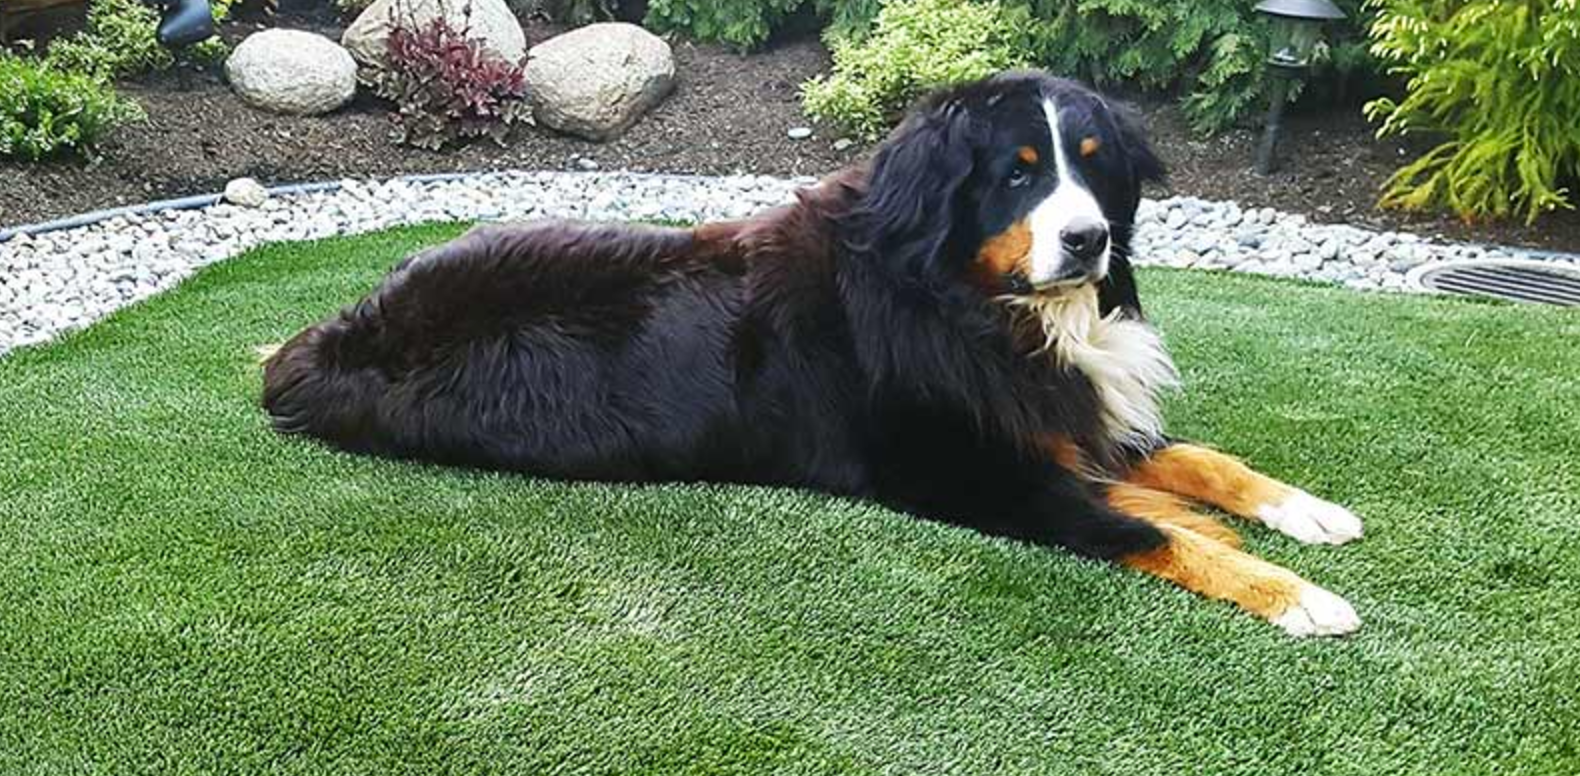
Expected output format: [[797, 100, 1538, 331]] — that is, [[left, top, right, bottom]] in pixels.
[[644, 0, 803, 50], [1365, 0, 1580, 223], [0, 53, 144, 161], [801, 0, 1036, 139], [1033, 0, 1376, 134], [45, 0, 233, 82], [644, 0, 880, 51], [797, 0, 1378, 137], [648, 1, 1377, 136]]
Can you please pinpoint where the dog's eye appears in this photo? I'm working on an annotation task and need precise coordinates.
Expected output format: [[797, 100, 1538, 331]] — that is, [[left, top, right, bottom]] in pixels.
[[1007, 166, 1031, 188]]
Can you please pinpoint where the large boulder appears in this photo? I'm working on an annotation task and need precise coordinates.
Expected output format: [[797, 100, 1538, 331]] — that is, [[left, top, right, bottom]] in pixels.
[[225, 29, 358, 116], [523, 22, 675, 142], [341, 0, 526, 74]]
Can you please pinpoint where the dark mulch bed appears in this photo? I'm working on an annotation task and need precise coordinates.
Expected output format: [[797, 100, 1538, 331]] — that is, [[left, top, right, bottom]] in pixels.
[[4, 14, 1578, 253]]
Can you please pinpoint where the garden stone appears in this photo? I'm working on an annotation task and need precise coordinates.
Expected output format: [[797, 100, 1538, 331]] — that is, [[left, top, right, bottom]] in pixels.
[[524, 23, 675, 141], [342, 0, 525, 74], [223, 178, 270, 208], [226, 30, 357, 116], [788, 127, 813, 140]]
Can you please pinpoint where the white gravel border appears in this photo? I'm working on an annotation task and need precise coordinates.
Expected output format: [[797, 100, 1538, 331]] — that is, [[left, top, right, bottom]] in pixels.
[[2, 170, 1576, 355]]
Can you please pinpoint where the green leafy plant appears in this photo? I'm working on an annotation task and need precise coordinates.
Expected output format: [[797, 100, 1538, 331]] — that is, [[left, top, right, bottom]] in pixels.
[[643, 0, 804, 50], [796, 0, 1379, 137], [1365, 0, 1580, 223], [644, 0, 880, 51], [370, 12, 533, 150], [45, 0, 233, 82], [820, 0, 884, 41], [802, 0, 1036, 139], [1037, 0, 1376, 135], [0, 52, 145, 161]]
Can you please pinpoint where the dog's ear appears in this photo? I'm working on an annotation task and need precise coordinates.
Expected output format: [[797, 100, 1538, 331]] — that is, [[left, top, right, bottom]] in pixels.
[[1100, 102, 1163, 318], [1111, 101, 1165, 186], [844, 100, 976, 282]]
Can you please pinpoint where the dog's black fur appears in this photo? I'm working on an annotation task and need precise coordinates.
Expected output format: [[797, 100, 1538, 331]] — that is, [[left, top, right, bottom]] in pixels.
[[263, 72, 1170, 562]]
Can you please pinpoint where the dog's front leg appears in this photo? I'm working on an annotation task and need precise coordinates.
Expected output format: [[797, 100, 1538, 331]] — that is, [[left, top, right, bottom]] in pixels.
[[1104, 483, 1360, 637], [998, 473, 1360, 637], [1128, 443, 1363, 545]]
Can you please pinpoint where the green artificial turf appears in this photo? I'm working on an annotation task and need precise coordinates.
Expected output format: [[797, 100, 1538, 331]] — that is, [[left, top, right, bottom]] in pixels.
[[3, 223, 1578, 775]]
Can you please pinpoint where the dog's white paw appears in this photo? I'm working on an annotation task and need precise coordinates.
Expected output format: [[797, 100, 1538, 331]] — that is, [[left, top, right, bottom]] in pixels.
[[1272, 584, 1361, 638], [1256, 490, 1363, 545]]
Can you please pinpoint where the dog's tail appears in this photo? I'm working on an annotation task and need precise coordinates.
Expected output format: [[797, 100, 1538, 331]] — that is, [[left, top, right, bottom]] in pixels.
[[259, 309, 392, 454]]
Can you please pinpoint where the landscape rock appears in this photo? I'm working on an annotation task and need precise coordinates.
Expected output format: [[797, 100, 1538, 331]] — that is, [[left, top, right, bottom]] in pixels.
[[342, 0, 525, 74], [223, 178, 270, 208], [523, 23, 675, 141], [225, 30, 357, 116]]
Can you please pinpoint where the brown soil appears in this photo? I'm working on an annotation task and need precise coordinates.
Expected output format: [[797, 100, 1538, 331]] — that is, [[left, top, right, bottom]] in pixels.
[[4, 13, 1578, 254]]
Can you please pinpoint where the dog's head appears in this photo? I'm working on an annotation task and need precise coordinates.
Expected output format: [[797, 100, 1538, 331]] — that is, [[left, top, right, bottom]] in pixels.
[[848, 71, 1163, 301]]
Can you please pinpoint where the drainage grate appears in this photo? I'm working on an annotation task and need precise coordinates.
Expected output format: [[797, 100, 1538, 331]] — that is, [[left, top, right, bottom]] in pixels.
[[1414, 260, 1580, 307]]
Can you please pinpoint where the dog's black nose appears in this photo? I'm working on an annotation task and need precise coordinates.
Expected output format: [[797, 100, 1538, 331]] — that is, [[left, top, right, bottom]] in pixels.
[[1061, 218, 1110, 262]]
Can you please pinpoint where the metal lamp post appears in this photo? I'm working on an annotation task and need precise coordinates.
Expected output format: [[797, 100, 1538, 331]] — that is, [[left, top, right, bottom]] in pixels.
[[1252, 0, 1346, 174]]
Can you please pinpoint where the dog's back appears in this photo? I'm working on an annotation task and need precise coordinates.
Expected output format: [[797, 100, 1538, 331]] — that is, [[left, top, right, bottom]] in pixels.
[[262, 220, 755, 478]]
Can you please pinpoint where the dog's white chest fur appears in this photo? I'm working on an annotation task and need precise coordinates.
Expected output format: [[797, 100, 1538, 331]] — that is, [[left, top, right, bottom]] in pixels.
[[1008, 287, 1179, 449]]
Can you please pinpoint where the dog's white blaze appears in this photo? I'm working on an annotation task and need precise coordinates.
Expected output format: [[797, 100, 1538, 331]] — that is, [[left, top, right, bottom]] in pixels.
[[1005, 286, 1178, 450], [1026, 99, 1109, 287]]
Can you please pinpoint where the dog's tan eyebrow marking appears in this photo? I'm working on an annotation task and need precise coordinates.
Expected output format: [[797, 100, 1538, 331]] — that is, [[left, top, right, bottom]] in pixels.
[[1016, 146, 1039, 165], [1080, 137, 1102, 157]]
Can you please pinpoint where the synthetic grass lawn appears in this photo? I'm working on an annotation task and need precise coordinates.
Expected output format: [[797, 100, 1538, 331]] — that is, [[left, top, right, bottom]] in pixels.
[[3, 224, 1578, 776]]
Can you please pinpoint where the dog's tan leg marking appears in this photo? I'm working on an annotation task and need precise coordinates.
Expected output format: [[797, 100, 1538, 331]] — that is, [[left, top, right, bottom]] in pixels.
[[1129, 443, 1363, 545], [1111, 492, 1360, 637], [1105, 482, 1240, 548]]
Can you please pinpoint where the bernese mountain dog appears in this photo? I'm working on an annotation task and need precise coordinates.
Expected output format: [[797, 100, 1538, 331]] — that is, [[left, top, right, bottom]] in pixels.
[[262, 71, 1364, 637]]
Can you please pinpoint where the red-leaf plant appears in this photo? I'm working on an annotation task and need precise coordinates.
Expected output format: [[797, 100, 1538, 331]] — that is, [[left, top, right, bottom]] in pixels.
[[372, 2, 533, 150]]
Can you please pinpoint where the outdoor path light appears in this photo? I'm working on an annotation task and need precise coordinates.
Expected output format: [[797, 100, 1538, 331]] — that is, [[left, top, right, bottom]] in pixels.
[[1253, 0, 1347, 174], [143, 0, 215, 48]]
